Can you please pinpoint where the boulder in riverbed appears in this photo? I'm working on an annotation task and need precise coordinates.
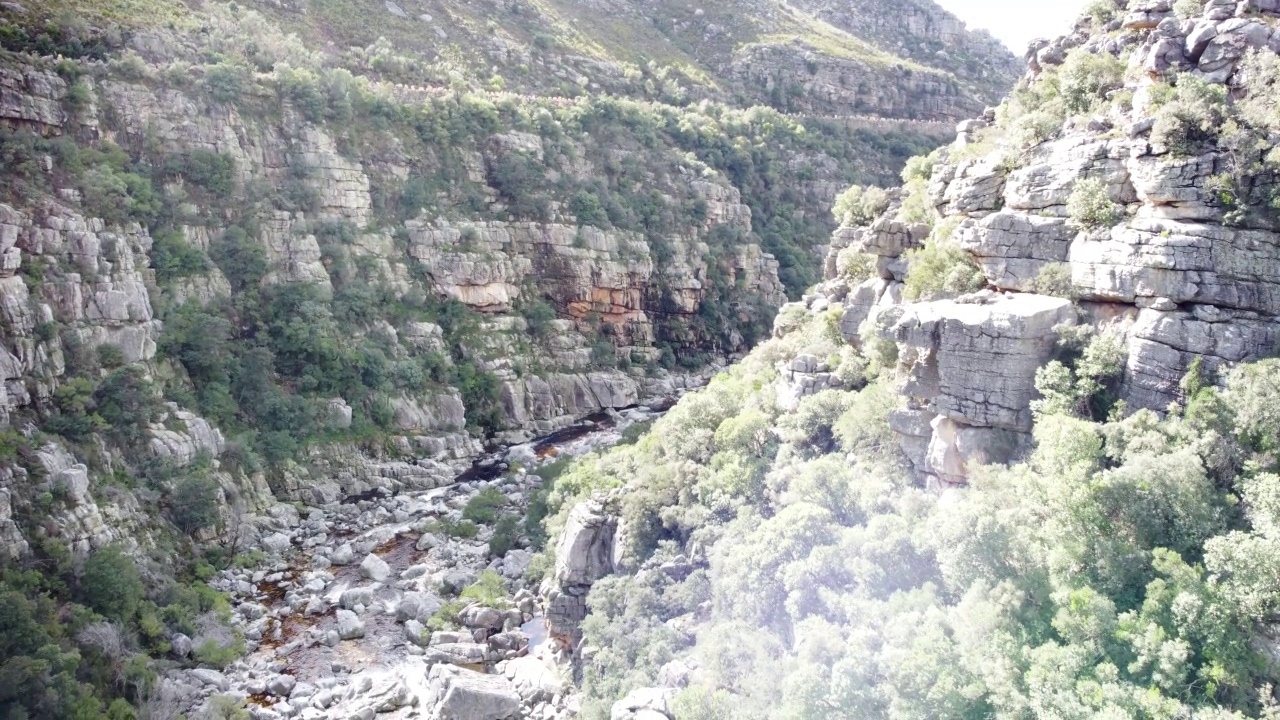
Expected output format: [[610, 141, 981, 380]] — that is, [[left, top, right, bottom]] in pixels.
[[423, 664, 521, 720], [359, 552, 391, 582], [336, 609, 366, 640]]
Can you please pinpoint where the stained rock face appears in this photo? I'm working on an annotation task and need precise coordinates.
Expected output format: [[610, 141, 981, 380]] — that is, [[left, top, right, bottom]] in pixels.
[[404, 204, 785, 339]]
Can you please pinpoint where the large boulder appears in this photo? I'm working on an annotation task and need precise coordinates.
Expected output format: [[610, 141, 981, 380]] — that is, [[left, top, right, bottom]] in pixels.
[[423, 664, 521, 720], [553, 498, 619, 587], [611, 687, 676, 720], [503, 656, 563, 704], [359, 553, 391, 582], [336, 609, 365, 640], [424, 642, 489, 666], [886, 293, 1076, 432]]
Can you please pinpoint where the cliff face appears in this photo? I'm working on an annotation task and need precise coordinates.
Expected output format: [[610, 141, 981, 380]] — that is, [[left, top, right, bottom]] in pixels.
[[821, 0, 1280, 486]]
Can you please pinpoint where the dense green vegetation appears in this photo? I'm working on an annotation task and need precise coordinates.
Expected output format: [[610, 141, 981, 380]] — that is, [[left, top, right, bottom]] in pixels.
[[0, 525, 238, 719], [539, 298, 1280, 719]]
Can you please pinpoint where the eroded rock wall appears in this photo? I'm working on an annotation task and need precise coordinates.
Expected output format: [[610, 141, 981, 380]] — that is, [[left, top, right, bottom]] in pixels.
[[816, 0, 1280, 485]]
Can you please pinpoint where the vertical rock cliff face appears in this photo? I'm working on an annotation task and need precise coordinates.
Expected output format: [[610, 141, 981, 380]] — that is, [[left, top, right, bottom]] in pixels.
[[813, 0, 1280, 486]]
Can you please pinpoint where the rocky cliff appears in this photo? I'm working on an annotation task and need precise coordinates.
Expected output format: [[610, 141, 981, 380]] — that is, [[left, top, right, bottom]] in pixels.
[[822, 0, 1280, 486], [536, 3, 1280, 717]]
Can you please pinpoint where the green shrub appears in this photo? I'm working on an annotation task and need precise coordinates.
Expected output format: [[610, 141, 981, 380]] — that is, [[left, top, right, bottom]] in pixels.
[[1008, 100, 1067, 148], [569, 190, 609, 228], [1151, 76, 1227, 155], [80, 546, 144, 624], [488, 152, 550, 221], [46, 375, 101, 441], [450, 358, 504, 436], [93, 366, 161, 447], [521, 298, 558, 338], [899, 153, 936, 183], [78, 166, 161, 226], [204, 63, 248, 104], [488, 514, 521, 557], [1067, 177, 1123, 228], [1238, 51, 1280, 140], [95, 343, 125, 369], [590, 341, 617, 369], [1172, 0, 1205, 18], [210, 226, 267, 291], [427, 599, 466, 631], [165, 149, 236, 195], [1059, 49, 1126, 114], [902, 241, 985, 301], [832, 185, 888, 227], [620, 420, 654, 446], [462, 487, 508, 525], [429, 517, 479, 539], [170, 473, 221, 535], [895, 177, 935, 226], [459, 569, 507, 606], [151, 228, 209, 283], [202, 696, 250, 720], [1031, 262, 1077, 298], [835, 248, 877, 282], [65, 81, 91, 113], [1033, 332, 1126, 419], [194, 635, 245, 669]]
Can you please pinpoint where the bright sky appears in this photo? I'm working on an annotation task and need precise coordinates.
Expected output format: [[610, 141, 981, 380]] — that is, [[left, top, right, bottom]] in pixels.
[[934, 0, 1091, 52]]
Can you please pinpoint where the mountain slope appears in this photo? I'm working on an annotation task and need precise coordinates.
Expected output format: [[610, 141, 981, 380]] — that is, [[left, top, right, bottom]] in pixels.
[[541, 1, 1280, 717], [24, 0, 1017, 118]]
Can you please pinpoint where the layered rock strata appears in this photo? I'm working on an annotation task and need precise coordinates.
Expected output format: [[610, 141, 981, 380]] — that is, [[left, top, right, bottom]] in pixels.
[[815, 0, 1280, 483]]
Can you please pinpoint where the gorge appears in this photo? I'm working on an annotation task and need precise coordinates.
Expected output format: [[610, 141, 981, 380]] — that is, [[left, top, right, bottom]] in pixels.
[[6, 0, 1280, 719]]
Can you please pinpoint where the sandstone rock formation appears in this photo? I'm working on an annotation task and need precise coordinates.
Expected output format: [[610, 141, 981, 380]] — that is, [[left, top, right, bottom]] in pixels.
[[424, 664, 522, 720], [813, 0, 1280, 484], [545, 495, 621, 650]]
